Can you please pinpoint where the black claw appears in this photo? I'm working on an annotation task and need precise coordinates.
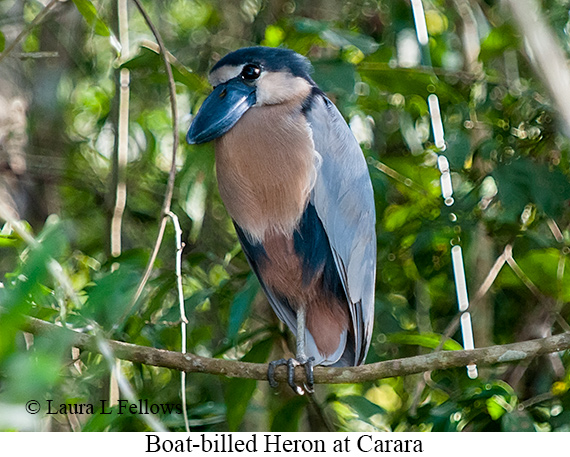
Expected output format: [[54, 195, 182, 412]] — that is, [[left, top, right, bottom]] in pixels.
[[267, 358, 287, 388], [303, 357, 315, 394], [267, 357, 315, 395], [287, 359, 305, 395]]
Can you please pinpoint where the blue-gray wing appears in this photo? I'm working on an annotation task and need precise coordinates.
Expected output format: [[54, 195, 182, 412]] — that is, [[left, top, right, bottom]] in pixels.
[[305, 92, 377, 365]]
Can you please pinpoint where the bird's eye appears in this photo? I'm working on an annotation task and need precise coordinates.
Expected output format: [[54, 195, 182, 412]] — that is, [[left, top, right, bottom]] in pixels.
[[241, 64, 261, 81]]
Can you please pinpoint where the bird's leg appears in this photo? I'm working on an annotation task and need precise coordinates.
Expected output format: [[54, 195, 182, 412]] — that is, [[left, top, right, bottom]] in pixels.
[[294, 305, 315, 394], [296, 304, 307, 362], [266, 305, 315, 394], [267, 358, 287, 388]]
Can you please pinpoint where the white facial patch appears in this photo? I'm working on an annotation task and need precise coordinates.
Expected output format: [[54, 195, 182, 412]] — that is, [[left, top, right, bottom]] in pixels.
[[209, 65, 243, 86], [254, 72, 312, 106], [209, 64, 313, 107]]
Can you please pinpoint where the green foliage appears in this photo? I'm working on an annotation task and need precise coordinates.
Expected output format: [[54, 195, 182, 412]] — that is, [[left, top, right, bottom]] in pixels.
[[224, 336, 273, 431], [479, 23, 520, 61], [493, 159, 570, 220], [71, 0, 111, 36], [1, 0, 570, 432], [227, 274, 260, 339], [386, 332, 464, 351]]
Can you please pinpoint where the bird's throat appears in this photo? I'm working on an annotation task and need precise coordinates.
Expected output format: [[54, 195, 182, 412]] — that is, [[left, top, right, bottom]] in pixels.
[[215, 104, 318, 243]]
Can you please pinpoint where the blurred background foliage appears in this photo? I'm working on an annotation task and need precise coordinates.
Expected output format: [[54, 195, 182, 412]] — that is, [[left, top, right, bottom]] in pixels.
[[1, 0, 570, 432]]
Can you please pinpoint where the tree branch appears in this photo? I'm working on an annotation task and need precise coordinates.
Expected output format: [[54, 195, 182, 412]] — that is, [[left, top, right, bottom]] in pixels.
[[24, 316, 570, 385]]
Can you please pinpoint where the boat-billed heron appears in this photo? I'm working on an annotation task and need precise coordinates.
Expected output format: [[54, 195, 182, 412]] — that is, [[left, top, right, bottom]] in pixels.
[[187, 47, 376, 394]]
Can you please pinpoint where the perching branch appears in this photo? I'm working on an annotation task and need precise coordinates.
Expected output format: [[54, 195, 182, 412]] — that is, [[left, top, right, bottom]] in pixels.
[[24, 316, 570, 385]]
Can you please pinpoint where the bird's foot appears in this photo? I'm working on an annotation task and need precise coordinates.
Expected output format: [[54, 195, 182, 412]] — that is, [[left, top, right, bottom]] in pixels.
[[267, 357, 315, 395]]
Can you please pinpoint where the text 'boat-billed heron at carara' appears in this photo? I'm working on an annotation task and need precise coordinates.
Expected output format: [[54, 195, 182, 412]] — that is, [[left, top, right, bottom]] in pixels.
[[187, 47, 376, 394]]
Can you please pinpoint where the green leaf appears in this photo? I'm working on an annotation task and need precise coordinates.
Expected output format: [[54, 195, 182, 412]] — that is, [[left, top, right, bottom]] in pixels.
[[81, 266, 141, 330], [492, 159, 570, 220], [387, 332, 463, 351], [1, 332, 74, 402], [294, 18, 379, 54], [184, 288, 214, 311], [1, 220, 66, 316], [497, 248, 570, 300], [321, 28, 379, 54], [294, 17, 328, 34], [0, 234, 18, 247], [313, 59, 357, 96], [264, 25, 285, 47], [81, 406, 122, 432], [501, 409, 535, 432], [486, 395, 508, 420], [0, 30, 5, 52], [359, 63, 464, 105], [479, 24, 519, 61], [121, 46, 206, 91], [336, 395, 386, 419], [224, 337, 273, 431], [530, 165, 570, 218], [270, 396, 308, 432], [71, 0, 110, 36], [444, 130, 471, 170], [383, 204, 414, 232], [460, 381, 515, 404], [228, 274, 260, 339]]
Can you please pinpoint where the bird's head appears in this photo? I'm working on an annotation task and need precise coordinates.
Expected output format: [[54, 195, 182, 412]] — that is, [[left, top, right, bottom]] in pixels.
[[187, 47, 315, 144]]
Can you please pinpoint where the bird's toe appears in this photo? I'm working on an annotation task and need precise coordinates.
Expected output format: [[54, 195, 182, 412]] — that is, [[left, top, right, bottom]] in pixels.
[[267, 357, 315, 395], [267, 358, 288, 388], [302, 357, 315, 394], [286, 358, 305, 395]]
